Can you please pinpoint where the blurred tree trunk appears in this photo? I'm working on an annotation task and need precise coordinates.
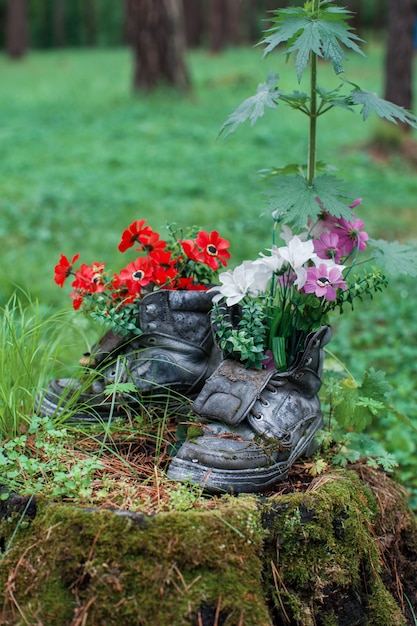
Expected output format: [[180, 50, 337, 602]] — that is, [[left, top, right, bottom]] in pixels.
[[225, 0, 241, 46], [208, 0, 241, 52], [127, 0, 190, 92], [208, 0, 224, 53], [374, 0, 388, 31], [183, 0, 203, 48], [246, 0, 258, 43], [53, 0, 66, 47], [5, 0, 28, 58], [345, 0, 362, 37], [84, 0, 97, 46], [384, 0, 414, 132]]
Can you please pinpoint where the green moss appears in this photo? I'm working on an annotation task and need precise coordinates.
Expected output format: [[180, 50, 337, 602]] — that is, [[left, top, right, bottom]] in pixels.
[[0, 470, 413, 625], [186, 424, 205, 441], [259, 470, 406, 626], [0, 497, 271, 626]]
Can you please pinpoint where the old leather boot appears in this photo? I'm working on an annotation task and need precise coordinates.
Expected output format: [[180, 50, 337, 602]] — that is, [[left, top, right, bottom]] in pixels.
[[37, 290, 221, 422], [167, 326, 331, 493]]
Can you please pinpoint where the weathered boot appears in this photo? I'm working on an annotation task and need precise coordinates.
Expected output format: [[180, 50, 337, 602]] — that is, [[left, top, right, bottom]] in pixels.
[[37, 290, 221, 422], [167, 326, 331, 493]]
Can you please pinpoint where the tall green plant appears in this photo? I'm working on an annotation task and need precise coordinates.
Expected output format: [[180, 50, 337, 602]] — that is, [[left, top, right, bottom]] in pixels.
[[221, 0, 417, 251], [0, 294, 73, 439], [213, 0, 417, 372], [213, 1, 417, 476]]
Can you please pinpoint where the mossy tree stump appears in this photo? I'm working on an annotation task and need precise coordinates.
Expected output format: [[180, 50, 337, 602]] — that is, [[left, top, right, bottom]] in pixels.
[[1, 467, 416, 625]]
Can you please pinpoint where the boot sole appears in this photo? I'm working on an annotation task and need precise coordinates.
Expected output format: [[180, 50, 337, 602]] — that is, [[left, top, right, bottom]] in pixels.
[[167, 415, 323, 494]]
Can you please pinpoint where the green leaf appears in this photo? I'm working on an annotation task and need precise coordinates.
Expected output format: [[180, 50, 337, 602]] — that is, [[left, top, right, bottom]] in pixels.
[[316, 84, 355, 113], [259, 160, 332, 180], [266, 173, 353, 229], [360, 368, 392, 402], [260, 10, 311, 58], [260, 5, 364, 81], [219, 73, 281, 137], [348, 86, 417, 128], [272, 336, 287, 372], [372, 453, 398, 472], [104, 382, 137, 395], [333, 369, 392, 433], [332, 445, 361, 467], [369, 239, 417, 277], [279, 90, 310, 111]]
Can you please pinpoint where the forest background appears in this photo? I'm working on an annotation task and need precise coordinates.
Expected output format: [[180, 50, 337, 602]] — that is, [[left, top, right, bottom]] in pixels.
[[1, 0, 417, 505]]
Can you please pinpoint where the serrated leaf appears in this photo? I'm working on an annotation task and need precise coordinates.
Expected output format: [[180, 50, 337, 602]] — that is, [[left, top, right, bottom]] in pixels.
[[332, 445, 361, 467], [260, 5, 364, 81], [369, 239, 417, 277], [334, 389, 373, 432], [374, 453, 398, 472], [349, 87, 417, 128], [333, 369, 391, 432], [219, 73, 281, 137], [266, 173, 353, 229], [259, 164, 305, 179], [360, 368, 392, 403], [259, 161, 333, 181], [317, 84, 356, 112], [104, 382, 137, 395], [260, 12, 310, 58]]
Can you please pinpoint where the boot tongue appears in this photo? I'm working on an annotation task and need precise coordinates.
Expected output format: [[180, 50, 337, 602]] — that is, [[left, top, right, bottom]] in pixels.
[[89, 330, 132, 367]]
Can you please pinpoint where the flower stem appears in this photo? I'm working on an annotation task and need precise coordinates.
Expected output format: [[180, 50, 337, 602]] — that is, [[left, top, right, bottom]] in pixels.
[[307, 0, 319, 187]]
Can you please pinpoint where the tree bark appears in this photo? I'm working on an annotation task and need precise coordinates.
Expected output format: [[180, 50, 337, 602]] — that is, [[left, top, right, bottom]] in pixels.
[[183, 0, 203, 48], [345, 0, 362, 38], [53, 0, 66, 47], [84, 0, 97, 47], [127, 0, 190, 92], [384, 0, 414, 131], [208, 0, 224, 53], [225, 0, 241, 47], [5, 0, 28, 59]]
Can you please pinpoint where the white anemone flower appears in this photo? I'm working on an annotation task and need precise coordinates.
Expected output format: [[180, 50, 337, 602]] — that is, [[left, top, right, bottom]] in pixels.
[[294, 266, 308, 289], [255, 245, 285, 273], [250, 260, 274, 293], [279, 225, 309, 244], [313, 257, 346, 272], [278, 235, 317, 270], [209, 261, 258, 306]]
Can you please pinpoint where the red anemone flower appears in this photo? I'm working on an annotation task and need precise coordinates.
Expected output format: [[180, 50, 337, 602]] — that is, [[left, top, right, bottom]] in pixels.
[[181, 239, 202, 264], [136, 230, 167, 254], [71, 263, 106, 294], [174, 277, 208, 291], [70, 290, 85, 311], [194, 230, 231, 270], [115, 257, 154, 297], [118, 220, 153, 253], [54, 253, 80, 288]]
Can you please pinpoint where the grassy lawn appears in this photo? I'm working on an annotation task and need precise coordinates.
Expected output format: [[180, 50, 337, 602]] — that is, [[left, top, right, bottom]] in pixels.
[[1, 40, 417, 501]]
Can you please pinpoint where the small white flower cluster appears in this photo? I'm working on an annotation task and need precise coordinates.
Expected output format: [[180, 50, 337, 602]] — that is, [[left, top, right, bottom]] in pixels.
[[210, 230, 346, 307]]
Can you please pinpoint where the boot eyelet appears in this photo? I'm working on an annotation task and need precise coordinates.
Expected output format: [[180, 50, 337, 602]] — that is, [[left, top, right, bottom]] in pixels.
[[260, 399, 270, 407], [147, 337, 157, 344], [305, 356, 312, 366], [255, 413, 263, 420]]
